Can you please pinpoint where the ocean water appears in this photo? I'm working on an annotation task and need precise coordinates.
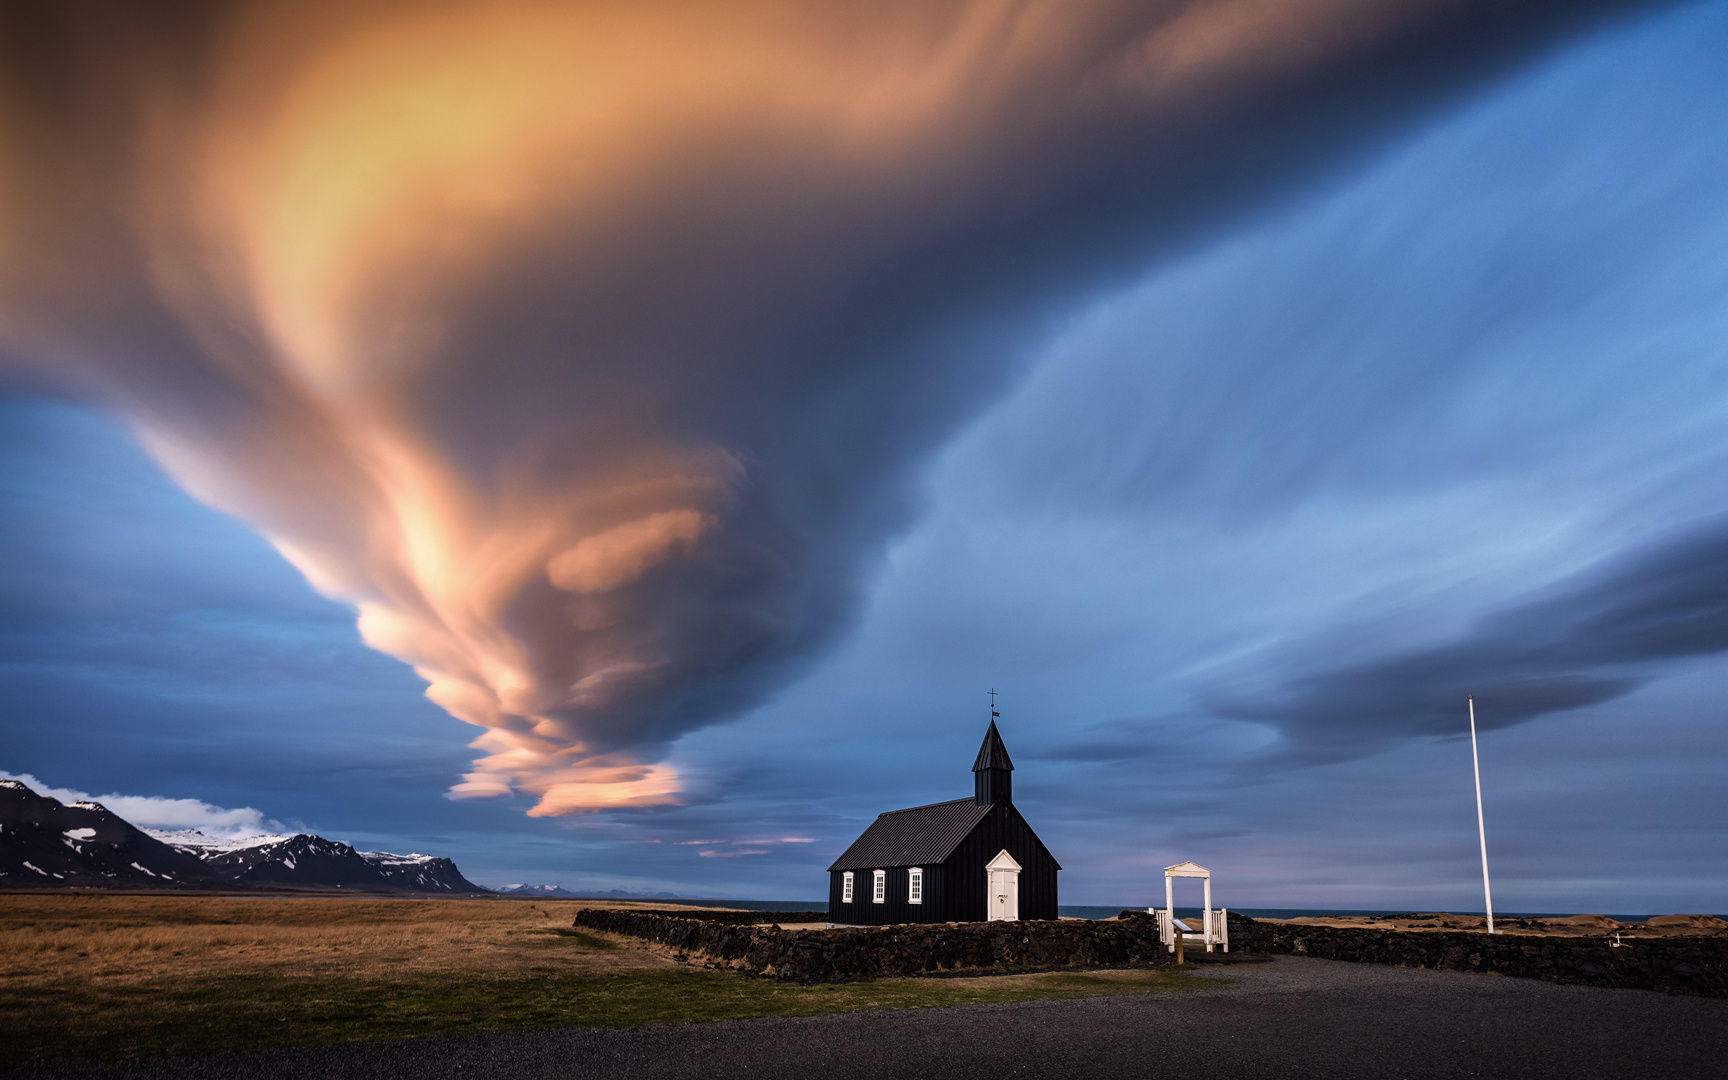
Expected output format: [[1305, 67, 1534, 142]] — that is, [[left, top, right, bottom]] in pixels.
[[629, 898, 1689, 922], [1062, 906, 1680, 922], [620, 897, 829, 913]]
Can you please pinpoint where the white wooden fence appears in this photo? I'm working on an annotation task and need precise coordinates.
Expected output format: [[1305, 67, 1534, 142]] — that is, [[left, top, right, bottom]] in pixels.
[[1149, 906, 1228, 953]]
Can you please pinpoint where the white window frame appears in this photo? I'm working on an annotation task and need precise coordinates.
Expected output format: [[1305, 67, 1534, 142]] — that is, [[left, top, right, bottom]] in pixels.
[[872, 869, 885, 903], [842, 871, 853, 903], [908, 867, 923, 905]]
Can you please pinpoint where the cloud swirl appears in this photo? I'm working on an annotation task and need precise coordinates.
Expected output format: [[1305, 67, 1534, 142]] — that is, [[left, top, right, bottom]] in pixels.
[[0, 0, 1655, 813]]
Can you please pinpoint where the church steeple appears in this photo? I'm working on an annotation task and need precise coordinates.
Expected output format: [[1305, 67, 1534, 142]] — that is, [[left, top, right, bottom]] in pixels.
[[972, 707, 1014, 805]]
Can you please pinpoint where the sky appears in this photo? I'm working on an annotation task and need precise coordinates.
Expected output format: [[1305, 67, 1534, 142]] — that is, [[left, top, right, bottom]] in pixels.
[[1, 0, 1724, 911]]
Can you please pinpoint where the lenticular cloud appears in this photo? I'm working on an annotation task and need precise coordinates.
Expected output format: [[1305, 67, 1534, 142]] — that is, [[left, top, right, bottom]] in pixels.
[[0, 0, 1647, 813]]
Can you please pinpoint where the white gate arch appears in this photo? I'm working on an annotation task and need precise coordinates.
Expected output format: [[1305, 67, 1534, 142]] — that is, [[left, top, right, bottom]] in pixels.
[[1151, 861, 1228, 953]]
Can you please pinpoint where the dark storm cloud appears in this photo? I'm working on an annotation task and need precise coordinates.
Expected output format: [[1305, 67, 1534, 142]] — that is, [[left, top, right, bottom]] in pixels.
[[1205, 518, 1728, 763], [0, 0, 1668, 815]]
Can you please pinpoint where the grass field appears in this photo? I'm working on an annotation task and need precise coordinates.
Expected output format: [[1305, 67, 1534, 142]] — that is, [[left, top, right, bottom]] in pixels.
[[0, 893, 1193, 1067]]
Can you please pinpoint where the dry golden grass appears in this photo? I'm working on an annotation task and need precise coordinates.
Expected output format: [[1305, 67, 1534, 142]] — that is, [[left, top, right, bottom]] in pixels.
[[1, 892, 662, 985], [0, 892, 1196, 1067]]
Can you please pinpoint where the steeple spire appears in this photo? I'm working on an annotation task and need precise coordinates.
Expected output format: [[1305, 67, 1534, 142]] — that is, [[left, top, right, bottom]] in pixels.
[[973, 697, 1014, 804], [972, 719, 1014, 773]]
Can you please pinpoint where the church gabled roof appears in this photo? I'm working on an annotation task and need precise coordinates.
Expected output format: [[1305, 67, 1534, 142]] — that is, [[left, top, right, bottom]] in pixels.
[[827, 797, 993, 871], [972, 719, 1014, 772]]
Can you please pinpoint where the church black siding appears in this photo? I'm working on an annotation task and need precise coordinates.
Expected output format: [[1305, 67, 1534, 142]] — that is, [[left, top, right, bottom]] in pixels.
[[826, 719, 1059, 926], [827, 863, 952, 925], [826, 805, 1058, 925], [942, 802, 1059, 922]]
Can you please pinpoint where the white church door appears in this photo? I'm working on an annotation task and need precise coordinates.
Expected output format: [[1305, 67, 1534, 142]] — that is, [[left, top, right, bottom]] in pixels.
[[985, 850, 1022, 922]]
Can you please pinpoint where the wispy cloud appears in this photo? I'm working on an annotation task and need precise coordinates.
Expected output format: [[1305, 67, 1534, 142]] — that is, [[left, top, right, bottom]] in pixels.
[[0, 770, 293, 843], [1203, 517, 1728, 766], [690, 837, 816, 858]]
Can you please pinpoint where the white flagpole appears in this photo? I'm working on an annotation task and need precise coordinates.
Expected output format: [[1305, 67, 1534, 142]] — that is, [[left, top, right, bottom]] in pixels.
[[1468, 694, 1495, 934]]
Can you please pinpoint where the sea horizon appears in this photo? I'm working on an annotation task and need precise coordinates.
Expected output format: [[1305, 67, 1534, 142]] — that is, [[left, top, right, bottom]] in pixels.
[[575, 896, 1723, 922]]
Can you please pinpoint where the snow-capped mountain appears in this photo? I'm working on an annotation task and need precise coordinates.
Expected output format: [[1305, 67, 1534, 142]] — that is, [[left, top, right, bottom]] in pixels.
[[493, 883, 681, 899], [0, 779, 210, 885], [173, 832, 486, 893], [360, 849, 483, 893], [198, 833, 393, 888], [495, 883, 583, 897], [0, 778, 487, 893]]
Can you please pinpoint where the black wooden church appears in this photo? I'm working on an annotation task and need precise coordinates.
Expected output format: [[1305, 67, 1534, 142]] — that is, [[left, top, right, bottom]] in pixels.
[[827, 717, 1059, 925]]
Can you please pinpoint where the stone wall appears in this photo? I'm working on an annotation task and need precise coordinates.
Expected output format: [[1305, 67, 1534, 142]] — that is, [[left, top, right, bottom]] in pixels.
[[575, 908, 1724, 996], [1225, 912, 1728, 997], [573, 908, 1171, 982]]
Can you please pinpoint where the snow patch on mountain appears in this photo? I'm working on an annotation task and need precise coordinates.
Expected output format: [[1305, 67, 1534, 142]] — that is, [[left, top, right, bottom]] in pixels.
[[146, 827, 295, 853], [360, 851, 437, 866]]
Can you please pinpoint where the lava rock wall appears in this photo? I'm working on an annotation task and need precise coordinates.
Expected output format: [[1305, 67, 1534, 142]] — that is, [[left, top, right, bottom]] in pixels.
[[1225, 912, 1727, 997], [572, 908, 1171, 982]]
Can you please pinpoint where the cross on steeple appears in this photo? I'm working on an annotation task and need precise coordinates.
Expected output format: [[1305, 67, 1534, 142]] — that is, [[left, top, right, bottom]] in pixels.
[[987, 687, 999, 715]]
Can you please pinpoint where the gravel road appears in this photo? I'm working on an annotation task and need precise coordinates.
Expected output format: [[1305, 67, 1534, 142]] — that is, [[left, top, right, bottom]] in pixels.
[[10, 956, 1726, 1080]]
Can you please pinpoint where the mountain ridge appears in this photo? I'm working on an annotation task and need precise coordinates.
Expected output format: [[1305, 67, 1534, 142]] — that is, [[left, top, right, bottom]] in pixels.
[[0, 779, 488, 894]]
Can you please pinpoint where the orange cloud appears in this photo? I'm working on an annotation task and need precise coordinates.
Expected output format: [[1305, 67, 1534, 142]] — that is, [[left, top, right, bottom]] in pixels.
[[548, 510, 714, 595], [0, 0, 1591, 814]]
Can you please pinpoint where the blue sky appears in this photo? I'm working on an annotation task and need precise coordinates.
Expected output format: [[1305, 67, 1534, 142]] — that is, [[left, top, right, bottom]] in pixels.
[[2, 0, 1724, 910]]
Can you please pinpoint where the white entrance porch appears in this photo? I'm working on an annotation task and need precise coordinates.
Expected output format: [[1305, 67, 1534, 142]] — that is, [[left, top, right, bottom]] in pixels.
[[986, 849, 1021, 921]]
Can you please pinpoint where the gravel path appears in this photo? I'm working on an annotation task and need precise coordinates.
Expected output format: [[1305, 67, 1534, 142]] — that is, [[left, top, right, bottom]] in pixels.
[[10, 957, 1726, 1080]]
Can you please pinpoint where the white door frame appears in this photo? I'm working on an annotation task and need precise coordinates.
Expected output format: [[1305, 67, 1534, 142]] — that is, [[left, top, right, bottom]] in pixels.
[[1162, 861, 1220, 952], [986, 849, 1022, 922]]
